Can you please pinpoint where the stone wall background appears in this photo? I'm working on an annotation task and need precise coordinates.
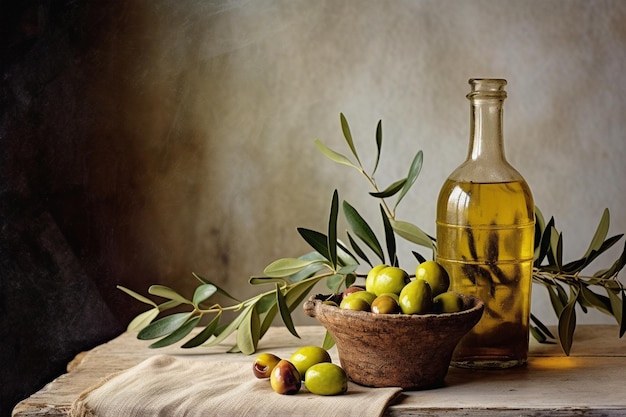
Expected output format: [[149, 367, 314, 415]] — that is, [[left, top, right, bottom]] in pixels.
[[2, 1, 625, 414]]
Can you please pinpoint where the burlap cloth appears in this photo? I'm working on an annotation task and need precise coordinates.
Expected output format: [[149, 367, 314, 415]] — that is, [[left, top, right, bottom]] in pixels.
[[70, 354, 402, 417]]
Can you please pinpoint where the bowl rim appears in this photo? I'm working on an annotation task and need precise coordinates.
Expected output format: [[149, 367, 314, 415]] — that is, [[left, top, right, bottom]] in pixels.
[[305, 292, 484, 323]]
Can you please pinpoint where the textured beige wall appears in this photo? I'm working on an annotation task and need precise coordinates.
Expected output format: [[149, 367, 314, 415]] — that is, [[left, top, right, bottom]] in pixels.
[[81, 0, 625, 325]]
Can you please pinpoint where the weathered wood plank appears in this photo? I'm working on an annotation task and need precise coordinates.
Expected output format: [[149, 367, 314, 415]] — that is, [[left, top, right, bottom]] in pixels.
[[12, 325, 626, 416]]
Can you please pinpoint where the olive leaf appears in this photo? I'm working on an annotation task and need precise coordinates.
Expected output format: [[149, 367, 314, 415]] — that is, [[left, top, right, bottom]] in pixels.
[[322, 330, 336, 350], [181, 311, 222, 348], [117, 285, 157, 307], [148, 285, 191, 305], [558, 286, 579, 355], [192, 272, 241, 302], [328, 189, 339, 269], [369, 178, 406, 199], [372, 120, 382, 176], [583, 208, 610, 258], [193, 283, 217, 307], [149, 315, 201, 349], [343, 200, 385, 263], [138, 312, 192, 340], [394, 150, 423, 211], [263, 258, 322, 277], [347, 231, 372, 267], [340, 113, 362, 167], [276, 283, 300, 338], [389, 219, 435, 251], [127, 308, 159, 332], [314, 139, 357, 170], [236, 304, 261, 355], [380, 205, 398, 267]]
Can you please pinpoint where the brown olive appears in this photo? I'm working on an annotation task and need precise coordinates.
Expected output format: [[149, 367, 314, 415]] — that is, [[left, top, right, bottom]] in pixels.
[[270, 359, 301, 395], [371, 294, 401, 314], [252, 352, 281, 379]]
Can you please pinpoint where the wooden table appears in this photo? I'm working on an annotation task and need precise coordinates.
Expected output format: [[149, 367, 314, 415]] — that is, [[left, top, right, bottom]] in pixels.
[[12, 325, 626, 416]]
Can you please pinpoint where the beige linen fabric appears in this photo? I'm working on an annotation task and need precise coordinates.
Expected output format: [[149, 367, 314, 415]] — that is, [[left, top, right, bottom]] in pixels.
[[70, 354, 402, 417]]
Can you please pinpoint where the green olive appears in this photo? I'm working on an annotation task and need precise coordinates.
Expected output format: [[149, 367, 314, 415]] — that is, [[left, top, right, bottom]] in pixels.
[[399, 279, 433, 314], [415, 260, 450, 297], [304, 363, 348, 396], [344, 290, 376, 305], [289, 346, 331, 379], [369, 266, 410, 296], [365, 264, 389, 293], [433, 291, 464, 313], [339, 294, 371, 311]]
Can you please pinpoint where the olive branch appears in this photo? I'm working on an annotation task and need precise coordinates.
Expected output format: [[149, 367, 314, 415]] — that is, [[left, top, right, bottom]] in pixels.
[[119, 114, 625, 355]]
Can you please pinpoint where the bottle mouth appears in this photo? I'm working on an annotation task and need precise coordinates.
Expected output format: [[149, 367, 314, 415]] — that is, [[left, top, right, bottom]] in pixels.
[[467, 78, 507, 100]]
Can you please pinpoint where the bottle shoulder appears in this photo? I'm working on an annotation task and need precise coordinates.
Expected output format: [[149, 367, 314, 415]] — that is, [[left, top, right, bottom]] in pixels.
[[446, 159, 527, 184]]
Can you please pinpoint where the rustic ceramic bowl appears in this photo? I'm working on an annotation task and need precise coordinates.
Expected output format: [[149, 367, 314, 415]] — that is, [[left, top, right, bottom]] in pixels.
[[303, 293, 484, 390]]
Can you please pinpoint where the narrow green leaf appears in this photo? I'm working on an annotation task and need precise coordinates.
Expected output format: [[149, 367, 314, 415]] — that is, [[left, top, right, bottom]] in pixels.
[[192, 273, 241, 302], [325, 274, 344, 293], [259, 303, 279, 339], [236, 305, 261, 355], [534, 217, 554, 267], [148, 285, 191, 304], [264, 258, 321, 277], [314, 139, 357, 169], [337, 264, 359, 275], [347, 231, 372, 267], [530, 313, 555, 339], [193, 283, 217, 307], [372, 120, 382, 175], [181, 312, 222, 348], [546, 227, 561, 270], [288, 254, 329, 283], [345, 273, 357, 288], [127, 308, 159, 332], [343, 200, 385, 263], [380, 205, 397, 267], [558, 286, 579, 355], [544, 282, 565, 316], [276, 283, 300, 338], [557, 232, 563, 270], [149, 316, 201, 348], [322, 330, 336, 350], [202, 304, 252, 347], [254, 292, 277, 315], [249, 276, 287, 286], [579, 285, 613, 316], [328, 190, 339, 269], [369, 178, 407, 198], [583, 208, 610, 258], [284, 276, 326, 311], [412, 251, 427, 264], [530, 325, 547, 343], [117, 285, 157, 307], [390, 219, 436, 250], [394, 150, 423, 210], [138, 312, 191, 340], [157, 299, 183, 312], [340, 113, 361, 166], [619, 289, 626, 337], [298, 228, 332, 263], [599, 241, 626, 279]]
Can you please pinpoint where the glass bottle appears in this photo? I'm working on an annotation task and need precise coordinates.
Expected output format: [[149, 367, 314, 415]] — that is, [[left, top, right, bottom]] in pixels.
[[436, 79, 535, 369]]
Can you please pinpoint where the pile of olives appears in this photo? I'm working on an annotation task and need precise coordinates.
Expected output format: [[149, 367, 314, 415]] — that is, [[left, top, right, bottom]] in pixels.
[[252, 346, 348, 396], [337, 261, 464, 315]]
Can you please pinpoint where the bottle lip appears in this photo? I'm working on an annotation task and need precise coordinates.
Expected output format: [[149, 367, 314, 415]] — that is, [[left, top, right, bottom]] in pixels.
[[467, 78, 507, 100]]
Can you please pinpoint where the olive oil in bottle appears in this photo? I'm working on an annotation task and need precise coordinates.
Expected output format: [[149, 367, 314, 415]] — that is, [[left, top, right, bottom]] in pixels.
[[436, 79, 535, 369]]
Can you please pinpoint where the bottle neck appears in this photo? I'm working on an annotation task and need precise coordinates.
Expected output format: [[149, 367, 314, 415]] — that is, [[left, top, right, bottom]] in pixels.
[[467, 98, 506, 163]]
